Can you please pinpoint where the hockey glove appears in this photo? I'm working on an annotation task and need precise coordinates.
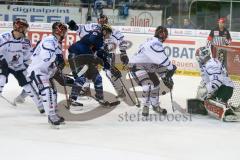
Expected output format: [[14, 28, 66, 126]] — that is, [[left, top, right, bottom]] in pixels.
[[96, 49, 111, 70], [165, 64, 177, 79], [67, 20, 79, 31], [162, 77, 174, 90], [120, 51, 129, 65], [55, 54, 65, 70], [0, 58, 8, 74], [111, 66, 122, 79]]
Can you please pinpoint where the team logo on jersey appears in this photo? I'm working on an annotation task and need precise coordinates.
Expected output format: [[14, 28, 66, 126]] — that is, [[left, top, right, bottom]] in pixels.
[[12, 54, 20, 62]]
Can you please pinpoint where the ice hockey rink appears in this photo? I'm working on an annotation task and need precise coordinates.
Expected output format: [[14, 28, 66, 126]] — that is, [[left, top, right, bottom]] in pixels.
[[1, 72, 240, 160]]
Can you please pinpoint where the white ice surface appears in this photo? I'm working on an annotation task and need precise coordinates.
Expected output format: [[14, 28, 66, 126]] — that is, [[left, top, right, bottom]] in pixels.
[[0, 74, 240, 160]]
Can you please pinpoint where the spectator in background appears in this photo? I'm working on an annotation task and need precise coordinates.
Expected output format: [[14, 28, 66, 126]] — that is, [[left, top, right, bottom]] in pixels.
[[182, 18, 195, 29], [107, 0, 113, 8], [165, 16, 178, 29], [207, 18, 231, 47]]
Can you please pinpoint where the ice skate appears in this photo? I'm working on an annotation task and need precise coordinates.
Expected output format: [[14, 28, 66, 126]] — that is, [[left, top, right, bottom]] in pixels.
[[142, 106, 149, 116], [95, 93, 109, 106], [152, 106, 167, 115], [48, 114, 62, 129]]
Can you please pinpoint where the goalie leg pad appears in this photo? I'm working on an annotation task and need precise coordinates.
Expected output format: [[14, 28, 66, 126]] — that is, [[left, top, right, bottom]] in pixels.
[[204, 99, 226, 120], [105, 69, 123, 95]]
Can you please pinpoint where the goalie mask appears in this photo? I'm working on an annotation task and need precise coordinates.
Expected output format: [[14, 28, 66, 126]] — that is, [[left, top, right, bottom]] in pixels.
[[13, 18, 29, 37], [52, 22, 68, 42], [195, 46, 211, 64], [154, 26, 168, 42]]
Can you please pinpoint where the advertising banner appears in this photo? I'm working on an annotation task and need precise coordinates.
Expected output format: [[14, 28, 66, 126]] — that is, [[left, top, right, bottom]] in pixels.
[[0, 5, 81, 23], [0, 21, 239, 75]]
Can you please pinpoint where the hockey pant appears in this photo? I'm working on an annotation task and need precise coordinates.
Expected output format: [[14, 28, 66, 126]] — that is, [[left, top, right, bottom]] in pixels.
[[0, 67, 42, 108], [31, 73, 58, 116], [132, 69, 160, 107]]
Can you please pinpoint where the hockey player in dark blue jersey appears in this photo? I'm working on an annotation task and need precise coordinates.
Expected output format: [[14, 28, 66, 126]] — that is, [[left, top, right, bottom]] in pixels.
[[68, 24, 120, 106]]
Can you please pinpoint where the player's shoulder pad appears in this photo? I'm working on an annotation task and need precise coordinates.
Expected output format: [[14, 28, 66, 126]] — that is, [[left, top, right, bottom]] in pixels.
[[112, 29, 124, 41], [0, 31, 11, 44], [42, 36, 58, 52], [149, 38, 164, 53], [23, 38, 31, 45], [205, 59, 221, 75]]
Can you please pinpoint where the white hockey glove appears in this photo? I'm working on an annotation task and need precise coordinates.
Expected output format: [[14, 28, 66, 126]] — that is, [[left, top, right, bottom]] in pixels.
[[196, 85, 208, 100]]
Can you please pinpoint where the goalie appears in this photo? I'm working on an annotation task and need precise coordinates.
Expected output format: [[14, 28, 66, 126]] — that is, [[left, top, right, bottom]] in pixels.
[[188, 46, 239, 121]]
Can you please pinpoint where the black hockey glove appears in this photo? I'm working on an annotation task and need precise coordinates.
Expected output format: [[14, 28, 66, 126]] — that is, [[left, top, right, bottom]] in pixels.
[[111, 66, 122, 79], [0, 58, 8, 73], [55, 54, 65, 70], [165, 64, 177, 79], [96, 49, 111, 70], [162, 77, 174, 90], [120, 51, 129, 65], [67, 20, 79, 31]]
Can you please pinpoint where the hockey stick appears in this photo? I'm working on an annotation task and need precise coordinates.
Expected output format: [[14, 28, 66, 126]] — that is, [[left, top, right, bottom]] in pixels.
[[127, 72, 140, 107], [170, 90, 175, 112], [0, 95, 17, 107], [56, 66, 71, 109], [119, 77, 136, 106]]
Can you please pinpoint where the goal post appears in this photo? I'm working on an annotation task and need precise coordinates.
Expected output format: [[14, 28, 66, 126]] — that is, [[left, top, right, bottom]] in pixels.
[[213, 45, 240, 107]]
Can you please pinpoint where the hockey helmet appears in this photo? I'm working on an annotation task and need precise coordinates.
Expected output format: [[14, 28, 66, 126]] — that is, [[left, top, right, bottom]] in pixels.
[[13, 18, 29, 36], [52, 22, 68, 41], [97, 14, 108, 25], [154, 26, 168, 42], [195, 46, 211, 64], [101, 24, 112, 34], [218, 18, 225, 23]]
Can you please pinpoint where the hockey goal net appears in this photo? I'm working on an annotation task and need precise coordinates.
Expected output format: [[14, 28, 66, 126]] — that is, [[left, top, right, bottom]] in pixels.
[[213, 45, 240, 108]]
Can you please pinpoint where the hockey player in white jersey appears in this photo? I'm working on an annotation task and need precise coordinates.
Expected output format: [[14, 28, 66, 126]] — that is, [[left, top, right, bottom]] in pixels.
[[129, 26, 176, 116], [189, 46, 239, 121], [27, 22, 68, 126], [0, 18, 44, 113], [103, 19, 129, 98]]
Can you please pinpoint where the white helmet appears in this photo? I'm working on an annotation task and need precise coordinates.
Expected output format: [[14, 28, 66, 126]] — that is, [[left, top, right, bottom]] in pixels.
[[195, 46, 211, 64]]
